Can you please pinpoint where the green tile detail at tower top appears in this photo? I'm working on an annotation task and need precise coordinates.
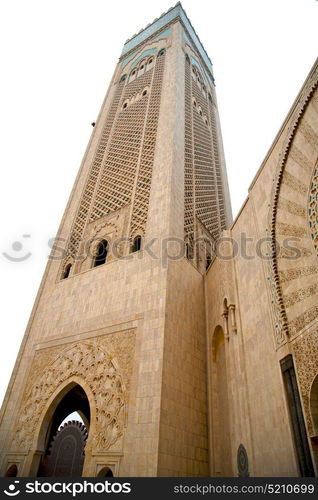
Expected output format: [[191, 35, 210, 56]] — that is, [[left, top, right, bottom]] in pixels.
[[130, 49, 157, 69], [154, 28, 171, 41], [120, 3, 213, 78]]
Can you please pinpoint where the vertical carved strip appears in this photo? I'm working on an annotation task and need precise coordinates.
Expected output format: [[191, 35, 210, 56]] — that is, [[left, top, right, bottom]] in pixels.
[[66, 79, 126, 258], [184, 56, 195, 252], [90, 69, 154, 222], [129, 52, 166, 238]]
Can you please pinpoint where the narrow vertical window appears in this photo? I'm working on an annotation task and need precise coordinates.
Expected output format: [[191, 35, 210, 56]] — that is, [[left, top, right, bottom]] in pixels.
[[93, 240, 108, 267], [62, 263, 72, 279], [132, 235, 142, 253], [206, 255, 212, 270]]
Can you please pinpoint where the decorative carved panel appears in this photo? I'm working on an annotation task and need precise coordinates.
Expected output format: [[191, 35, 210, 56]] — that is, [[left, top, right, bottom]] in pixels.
[[12, 331, 135, 453], [293, 329, 318, 436], [269, 70, 318, 344], [308, 161, 318, 257]]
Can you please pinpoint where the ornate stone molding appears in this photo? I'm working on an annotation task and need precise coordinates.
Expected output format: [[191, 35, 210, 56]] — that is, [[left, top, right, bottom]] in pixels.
[[308, 160, 318, 257], [12, 342, 126, 453], [269, 66, 318, 345], [293, 329, 318, 436]]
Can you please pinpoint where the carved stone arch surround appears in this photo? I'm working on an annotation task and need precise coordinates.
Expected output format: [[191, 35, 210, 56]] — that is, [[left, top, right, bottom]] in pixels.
[[269, 64, 318, 437], [269, 66, 318, 344], [11, 342, 127, 454]]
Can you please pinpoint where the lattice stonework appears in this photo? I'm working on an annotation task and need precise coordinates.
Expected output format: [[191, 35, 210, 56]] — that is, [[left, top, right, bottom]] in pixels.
[[67, 80, 126, 258], [129, 51, 166, 238], [63, 51, 165, 267], [184, 57, 195, 251], [90, 69, 154, 222], [184, 54, 226, 246], [208, 101, 227, 231]]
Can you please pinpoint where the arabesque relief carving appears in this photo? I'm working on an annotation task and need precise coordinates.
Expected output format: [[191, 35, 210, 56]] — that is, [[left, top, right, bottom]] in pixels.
[[269, 68, 318, 344], [293, 329, 318, 436], [12, 341, 130, 452], [308, 161, 318, 257]]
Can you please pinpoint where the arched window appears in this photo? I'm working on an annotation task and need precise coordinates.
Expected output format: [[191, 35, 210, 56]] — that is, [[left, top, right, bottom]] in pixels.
[[62, 263, 72, 280], [122, 101, 128, 110], [120, 74, 127, 83], [5, 464, 18, 477], [97, 466, 114, 477], [142, 89, 147, 97], [193, 99, 197, 108], [185, 54, 190, 64], [158, 49, 165, 57], [206, 255, 212, 270], [132, 235, 142, 253], [208, 92, 212, 103], [128, 69, 137, 83], [93, 240, 108, 267], [138, 61, 146, 76]]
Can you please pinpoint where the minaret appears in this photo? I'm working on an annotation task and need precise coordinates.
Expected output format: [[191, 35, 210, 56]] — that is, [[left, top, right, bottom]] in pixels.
[[0, 3, 231, 477]]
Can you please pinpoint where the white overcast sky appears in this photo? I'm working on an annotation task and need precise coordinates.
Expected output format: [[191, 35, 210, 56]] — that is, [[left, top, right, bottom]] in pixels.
[[0, 0, 317, 406]]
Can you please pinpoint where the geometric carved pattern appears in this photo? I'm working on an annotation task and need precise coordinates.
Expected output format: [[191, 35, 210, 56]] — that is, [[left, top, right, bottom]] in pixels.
[[276, 222, 306, 238], [308, 161, 318, 256], [284, 283, 318, 308], [184, 52, 226, 258], [300, 120, 318, 149], [90, 69, 154, 222], [67, 81, 126, 258], [277, 197, 306, 218], [129, 52, 166, 238], [193, 81, 220, 236], [208, 96, 227, 233], [282, 171, 307, 195], [62, 48, 166, 270], [278, 265, 318, 284], [184, 56, 195, 251], [12, 343, 126, 452], [290, 144, 313, 175], [269, 66, 318, 344], [288, 304, 318, 336], [293, 328, 318, 436]]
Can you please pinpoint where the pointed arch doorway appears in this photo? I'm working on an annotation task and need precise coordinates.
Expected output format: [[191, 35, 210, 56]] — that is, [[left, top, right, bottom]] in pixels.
[[36, 383, 90, 477], [211, 325, 233, 476]]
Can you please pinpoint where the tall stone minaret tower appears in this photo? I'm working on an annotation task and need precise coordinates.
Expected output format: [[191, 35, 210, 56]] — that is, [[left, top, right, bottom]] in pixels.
[[0, 3, 231, 477]]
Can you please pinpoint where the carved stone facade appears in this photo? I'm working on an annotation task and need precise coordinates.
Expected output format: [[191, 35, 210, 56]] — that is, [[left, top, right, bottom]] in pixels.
[[11, 339, 133, 453], [309, 161, 318, 256], [293, 329, 318, 437], [0, 4, 318, 478], [205, 60, 318, 476]]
